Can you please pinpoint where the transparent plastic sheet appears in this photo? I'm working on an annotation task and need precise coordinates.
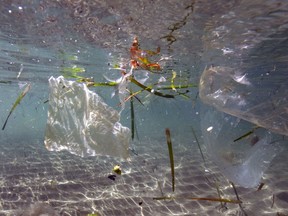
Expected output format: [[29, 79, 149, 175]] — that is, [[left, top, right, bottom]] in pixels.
[[198, 65, 287, 187], [44, 76, 131, 159], [199, 66, 288, 136], [201, 107, 283, 188]]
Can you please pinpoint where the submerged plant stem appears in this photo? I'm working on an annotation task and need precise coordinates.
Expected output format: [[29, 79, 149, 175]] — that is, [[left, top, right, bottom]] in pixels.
[[191, 127, 206, 166], [88, 81, 118, 87], [153, 196, 241, 204], [230, 182, 248, 216], [165, 128, 175, 192], [233, 126, 260, 142], [130, 77, 175, 98], [2, 83, 31, 130], [130, 90, 135, 140]]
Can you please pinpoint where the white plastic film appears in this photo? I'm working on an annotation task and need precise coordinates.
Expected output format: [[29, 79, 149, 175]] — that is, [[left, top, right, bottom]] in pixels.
[[44, 76, 131, 159]]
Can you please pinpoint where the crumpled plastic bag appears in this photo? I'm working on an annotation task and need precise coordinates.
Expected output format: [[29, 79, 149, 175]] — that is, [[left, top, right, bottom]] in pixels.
[[201, 107, 283, 188], [199, 66, 288, 136], [44, 76, 131, 159]]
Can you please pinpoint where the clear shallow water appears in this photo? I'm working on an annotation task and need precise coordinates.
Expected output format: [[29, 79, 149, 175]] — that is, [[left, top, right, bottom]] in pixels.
[[0, 0, 288, 215]]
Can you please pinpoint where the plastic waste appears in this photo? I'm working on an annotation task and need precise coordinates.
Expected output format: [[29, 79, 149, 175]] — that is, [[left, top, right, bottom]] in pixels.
[[201, 107, 283, 188], [199, 66, 288, 137], [44, 76, 131, 159], [198, 64, 287, 187]]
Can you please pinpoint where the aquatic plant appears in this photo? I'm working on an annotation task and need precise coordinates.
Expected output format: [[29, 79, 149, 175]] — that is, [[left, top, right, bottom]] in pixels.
[[2, 83, 31, 130], [61, 37, 196, 95], [153, 196, 242, 204], [165, 128, 175, 192], [60, 37, 196, 138], [191, 127, 206, 167], [233, 126, 260, 142], [230, 181, 248, 216], [191, 127, 228, 209], [152, 128, 242, 207]]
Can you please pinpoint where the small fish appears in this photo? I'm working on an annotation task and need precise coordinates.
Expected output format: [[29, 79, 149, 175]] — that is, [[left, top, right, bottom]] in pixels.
[[2, 83, 31, 130]]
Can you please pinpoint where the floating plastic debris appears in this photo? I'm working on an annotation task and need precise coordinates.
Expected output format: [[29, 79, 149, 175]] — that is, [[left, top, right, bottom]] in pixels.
[[44, 76, 131, 159], [201, 107, 283, 188]]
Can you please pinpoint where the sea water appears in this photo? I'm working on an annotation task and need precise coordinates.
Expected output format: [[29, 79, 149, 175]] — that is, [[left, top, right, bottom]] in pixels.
[[0, 1, 287, 215]]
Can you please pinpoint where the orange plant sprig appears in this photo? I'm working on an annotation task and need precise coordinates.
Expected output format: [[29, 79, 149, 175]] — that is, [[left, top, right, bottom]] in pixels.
[[130, 37, 161, 72]]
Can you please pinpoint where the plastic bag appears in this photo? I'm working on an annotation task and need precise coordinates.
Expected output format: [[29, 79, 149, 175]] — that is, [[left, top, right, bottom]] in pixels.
[[44, 76, 131, 159], [201, 107, 283, 188], [199, 66, 288, 136]]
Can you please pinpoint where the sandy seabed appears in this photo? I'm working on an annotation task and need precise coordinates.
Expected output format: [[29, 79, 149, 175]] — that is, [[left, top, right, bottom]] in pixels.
[[0, 135, 287, 216]]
